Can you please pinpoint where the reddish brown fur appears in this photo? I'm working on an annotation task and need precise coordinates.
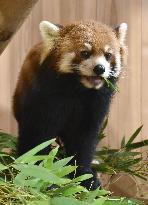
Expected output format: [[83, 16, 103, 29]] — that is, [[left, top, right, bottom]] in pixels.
[[56, 21, 119, 63], [13, 43, 43, 117]]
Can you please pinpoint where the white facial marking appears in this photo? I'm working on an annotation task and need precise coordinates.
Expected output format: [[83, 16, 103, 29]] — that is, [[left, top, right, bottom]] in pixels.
[[104, 45, 110, 52], [84, 43, 92, 51], [79, 58, 94, 76], [59, 52, 75, 73], [104, 45, 113, 54], [95, 55, 110, 78]]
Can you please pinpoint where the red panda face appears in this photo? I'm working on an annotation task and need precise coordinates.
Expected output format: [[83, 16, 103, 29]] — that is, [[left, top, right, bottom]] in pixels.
[[40, 21, 127, 89]]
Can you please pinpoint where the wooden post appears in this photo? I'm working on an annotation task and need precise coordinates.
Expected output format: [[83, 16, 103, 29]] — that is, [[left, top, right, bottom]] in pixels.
[[0, 0, 38, 55]]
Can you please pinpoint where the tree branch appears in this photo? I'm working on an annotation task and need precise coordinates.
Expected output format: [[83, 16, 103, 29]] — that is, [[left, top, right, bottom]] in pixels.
[[0, 0, 39, 55]]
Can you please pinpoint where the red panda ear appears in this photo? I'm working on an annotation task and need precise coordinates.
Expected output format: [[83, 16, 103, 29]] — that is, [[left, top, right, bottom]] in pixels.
[[114, 23, 128, 46], [114, 23, 128, 67], [39, 21, 59, 42], [39, 21, 60, 63]]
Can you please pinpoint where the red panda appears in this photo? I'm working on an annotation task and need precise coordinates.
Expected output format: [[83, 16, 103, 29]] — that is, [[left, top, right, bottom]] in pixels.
[[13, 21, 127, 190]]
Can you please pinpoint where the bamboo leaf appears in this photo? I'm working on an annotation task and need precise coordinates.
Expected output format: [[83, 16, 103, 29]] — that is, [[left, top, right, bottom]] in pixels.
[[121, 136, 126, 148], [14, 164, 71, 185], [98, 118, 108, 141], [126, 140, 148, 150], [27, 200, 50, 205], [119, 157, 142, 168], [92, 163, 115, 174], [0, 163, 7, 171], [100, 119, 108, 133], [51, 156, 73, 170], [113, 151, 141, 157], [72, 174, 93, 183], [126, 125, 143, 146], [97, 189, 110, 196], [85, 188, 101, 203], [44, 146, 59, 169], [103, 197, 141, 205], [55, 165, 76, 177], [131, 173, 147, 181], [51, 197, 89, 205], [16, 139, 55, 163], [52, 184, 88, 196], [95, 149, 118, 156], [62, 185, 87, 196], [99, 133, 107, 141], [18, 155, 49, 164], [124, 169, 147, 181], [103, 78, 119, 92], [91, 197, 107, 205], [85, 188, 109, 203], [0, 132, 17, 151]]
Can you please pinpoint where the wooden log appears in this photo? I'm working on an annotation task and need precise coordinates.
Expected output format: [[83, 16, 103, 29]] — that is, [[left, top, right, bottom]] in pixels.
[[101, 173, 148, 204], [0, 0, 38, 55], [109, 174, 148, 204], [109, 173, 138, 198]]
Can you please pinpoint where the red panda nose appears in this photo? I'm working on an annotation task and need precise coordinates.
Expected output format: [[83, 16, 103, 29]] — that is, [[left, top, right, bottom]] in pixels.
[[93, 64, 105, 75]]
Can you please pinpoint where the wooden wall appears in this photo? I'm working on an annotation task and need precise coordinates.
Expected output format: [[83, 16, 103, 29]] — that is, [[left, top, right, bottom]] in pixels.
[[0, 0, 148, 148]]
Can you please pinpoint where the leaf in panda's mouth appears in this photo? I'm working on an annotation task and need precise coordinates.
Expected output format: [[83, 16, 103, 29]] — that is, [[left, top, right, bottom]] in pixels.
[[103, 77, 119, 92], [83, 76, 118, 91]]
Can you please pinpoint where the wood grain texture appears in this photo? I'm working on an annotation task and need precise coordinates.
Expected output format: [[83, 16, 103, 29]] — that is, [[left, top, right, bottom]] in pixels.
[[142, 0, 148, 150], [0, 0, 147, 149], [0, 0, 39, 54]]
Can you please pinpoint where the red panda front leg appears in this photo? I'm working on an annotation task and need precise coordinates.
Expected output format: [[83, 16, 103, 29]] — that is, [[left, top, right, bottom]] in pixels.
[[61, 129, 101, 190]]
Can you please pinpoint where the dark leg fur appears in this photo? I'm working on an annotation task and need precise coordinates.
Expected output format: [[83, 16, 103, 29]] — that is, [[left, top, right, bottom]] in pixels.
[[62, 130, 101, 190]]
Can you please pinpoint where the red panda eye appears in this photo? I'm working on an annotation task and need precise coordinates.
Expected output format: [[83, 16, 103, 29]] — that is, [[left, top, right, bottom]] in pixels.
[[104, 52, 112, 61], [80, 51, 91, 59]]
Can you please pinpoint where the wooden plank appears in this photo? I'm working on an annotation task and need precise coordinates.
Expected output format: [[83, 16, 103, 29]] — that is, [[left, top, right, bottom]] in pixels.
[[0, 48, 11, 132], [75, 0, 97, 21], [58, 0, 97, 23], [97, 0, 142, 148], [42, 0, 61, 23], [142, 0, 148, 149]]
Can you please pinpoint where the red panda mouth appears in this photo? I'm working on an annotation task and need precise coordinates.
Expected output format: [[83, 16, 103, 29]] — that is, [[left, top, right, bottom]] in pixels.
[[80, 76, 104, 89], [85, 76, 102, 86]]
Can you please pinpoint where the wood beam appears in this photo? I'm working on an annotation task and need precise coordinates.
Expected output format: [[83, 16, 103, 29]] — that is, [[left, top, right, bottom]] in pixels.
[[0, 0, 38, 54]]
